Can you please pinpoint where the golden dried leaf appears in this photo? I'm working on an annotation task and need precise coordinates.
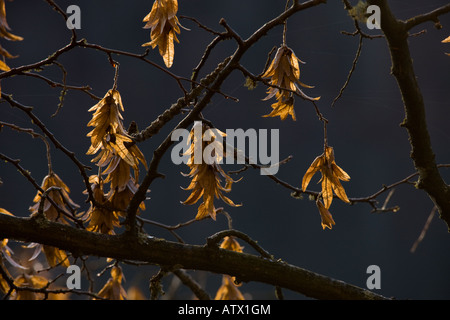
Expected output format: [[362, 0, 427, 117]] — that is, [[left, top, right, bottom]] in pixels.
[[0, 5, 23, 43], [42, 245, 70, 268], [127, 286, 146, 300], [87, 89, 147, 186], [263, 96, 296, 121], [220, 236, 243, 253], [0, 59, 10, 71], [0, 0, 23, 72], [0, 272, 9, 294], [0, 44, 14, 59], [108, 176, 146, 218], [443, 36, 450, 56], [182, 164, 238, 221], [262, 45, 319, 120], [219, 236, 244, 286], [29, 172, 80, 223], [0, 0, 23, 42], [85, 175, 120, 235], [0, 236, 12, 294], [214, 275, 245, 300], [316, 200, 335, 230], [0, 27, 22, 42], [1, 217, 29, 272], [103, 156, 131, 193], [86, 206, 119, 235], [108, 133, 136, 167], [96, 266, 127, 300], [47, 291, 72, 300], [0, 207, 13, 216], [87, 89, 126, 153], [302, 146, 350, 209], [11, 274, 48, 300], [182, 124, 240, 220], [142, 0, 181, 68]]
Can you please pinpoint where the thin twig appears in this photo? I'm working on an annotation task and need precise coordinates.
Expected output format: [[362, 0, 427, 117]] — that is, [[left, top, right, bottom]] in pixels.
[[0, 153, 83, 226], [0, 121, 53, 173], [17, 72, 101, 100], [283, 0, 293, 45], [172, 269, 211, 300], [404, 3, 450, 30], [410, 206, 437, 253], [1, 94, 94, 204], [0, 262, 103, 300], [44, 0, 77, 41], [332, 33, 363, 107], [179, 15, 221, 35], [207, 229, 274, 260], [51, 61, 68, 117], [261, 46, 277, 77], [137, 216, 205, 243]]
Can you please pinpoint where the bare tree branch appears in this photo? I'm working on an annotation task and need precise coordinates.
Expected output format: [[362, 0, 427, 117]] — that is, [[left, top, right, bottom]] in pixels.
[[0, 214, 389, 300], [405, 3, 450, 30], [368, 0, 450, 230]]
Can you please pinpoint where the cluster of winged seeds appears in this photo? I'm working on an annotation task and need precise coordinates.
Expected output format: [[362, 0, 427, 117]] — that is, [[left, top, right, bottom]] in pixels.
[[302, 146, 350, 229], [142, 0, 182, 68], [85, 89, 147, 235], [0, 0, 22, 72], [181, 122, 241, 221], [214, 236, 245, 300], [261, 45, 319, 121]]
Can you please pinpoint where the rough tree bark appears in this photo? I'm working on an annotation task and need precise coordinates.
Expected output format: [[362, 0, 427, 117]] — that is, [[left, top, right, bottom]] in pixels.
[[368, 0, 450, 230], [0, 213, 388, 300]]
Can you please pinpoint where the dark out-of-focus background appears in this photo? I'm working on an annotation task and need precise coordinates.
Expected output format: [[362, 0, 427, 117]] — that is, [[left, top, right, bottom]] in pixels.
[[1, 0, 450, 299]]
